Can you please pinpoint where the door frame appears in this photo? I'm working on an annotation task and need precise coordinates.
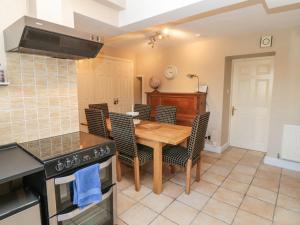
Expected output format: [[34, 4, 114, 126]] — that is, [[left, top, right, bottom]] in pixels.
[[228, 55, 275, 152]]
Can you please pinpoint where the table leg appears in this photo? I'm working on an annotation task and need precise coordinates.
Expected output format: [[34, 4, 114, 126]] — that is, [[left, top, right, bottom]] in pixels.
[[153, 142, 163, 194]]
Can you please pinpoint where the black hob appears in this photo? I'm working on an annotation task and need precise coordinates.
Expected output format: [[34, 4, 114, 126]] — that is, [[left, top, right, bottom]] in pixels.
[[19, 132, 115, 178]]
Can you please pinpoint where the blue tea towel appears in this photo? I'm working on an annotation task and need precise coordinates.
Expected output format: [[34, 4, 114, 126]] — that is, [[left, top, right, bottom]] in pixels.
[[73, 164, 102, 208]]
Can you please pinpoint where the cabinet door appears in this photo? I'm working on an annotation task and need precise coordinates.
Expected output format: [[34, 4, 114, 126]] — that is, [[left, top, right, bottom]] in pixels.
[[0, 205, 41, 225]]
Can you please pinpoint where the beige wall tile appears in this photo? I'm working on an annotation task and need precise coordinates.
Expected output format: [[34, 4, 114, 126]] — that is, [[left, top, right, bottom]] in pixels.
[[0, 53, 79, 145]]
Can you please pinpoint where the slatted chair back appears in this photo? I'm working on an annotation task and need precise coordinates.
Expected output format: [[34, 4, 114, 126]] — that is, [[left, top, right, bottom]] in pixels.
[[134, 104, 151, 120], [187, 112, 210, 163], [109, 112, 138, 158], [156, 105, 177, 124], [85, 108, 109, 138], [89, 103, 109, 118]]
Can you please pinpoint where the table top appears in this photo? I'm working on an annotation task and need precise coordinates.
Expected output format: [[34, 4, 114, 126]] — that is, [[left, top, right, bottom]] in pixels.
[[107, 119, 192, 145]]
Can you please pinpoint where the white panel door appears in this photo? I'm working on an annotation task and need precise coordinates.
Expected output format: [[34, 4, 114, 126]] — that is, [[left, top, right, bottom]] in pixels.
[[230, 57, 274, 152]]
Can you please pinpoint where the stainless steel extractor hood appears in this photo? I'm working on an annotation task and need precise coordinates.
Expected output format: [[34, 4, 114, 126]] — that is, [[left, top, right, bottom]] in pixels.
[[4, 16, 103, 60]]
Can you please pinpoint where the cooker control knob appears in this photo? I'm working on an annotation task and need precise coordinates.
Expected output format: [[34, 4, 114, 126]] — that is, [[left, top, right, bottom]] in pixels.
[[65, 158, 72, 168], [72, 156, 80, 166], [100, 148, 105, 157], [55, 161, 64, 171], [105, 146, 110, 154], [94, 149, 99, 158]]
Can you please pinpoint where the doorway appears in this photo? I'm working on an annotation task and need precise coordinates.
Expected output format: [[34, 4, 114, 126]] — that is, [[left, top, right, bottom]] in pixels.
[[134, 76, 143, 104], [229, 56, 274, 152]]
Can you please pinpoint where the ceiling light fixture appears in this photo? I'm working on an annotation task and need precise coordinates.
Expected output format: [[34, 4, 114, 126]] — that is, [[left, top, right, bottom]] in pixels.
[[148, 29, 170, 48]]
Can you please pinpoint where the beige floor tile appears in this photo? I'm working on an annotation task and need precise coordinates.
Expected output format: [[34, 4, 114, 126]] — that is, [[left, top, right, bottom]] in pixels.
[[117, 218, 128, 225], [149, 215, 177, 225], [162, 181, 184, 198], [214, 159, 236, 170], [277, 194, 300, 213], [202, 156, 219, 164], [240, 196, 275, 220], [228, 171, 253, 184], [170, 171, 195, 186], [191, 180, 218, 196], [177, 190, 210, 210], [117, 176, 134, 191], [201, 172, 226, 186], [122, 185, 152, 201], [274, 207, 300, 225], [117, 192, 137, 215], [140, 193, 173, 213], [203, 198, 238, 224], [282, 169, 300, 179], [162, 201, 198, 225], [255, 169, 281, 180], [221, 154, 241, 164], [202, 151, 222, 159], [119, 203, 158, 225], [252, 177, 279, 192], [191, 212, 228, 225], [258, 164, 281, 174], [222, 178, 249, 194], [233, 164, 257, 176], [279, 184, 300, 199], [213, 187, 244, 207], [208, 165, 232, 177], [280, 175, 300, 188], [140, 173, 154, 189], [247, 185, 277, 204], [233, 209, 272, 225]]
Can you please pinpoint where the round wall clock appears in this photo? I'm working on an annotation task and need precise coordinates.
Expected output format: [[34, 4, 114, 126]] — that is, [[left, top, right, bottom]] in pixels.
[[164, 65, 178, 80]]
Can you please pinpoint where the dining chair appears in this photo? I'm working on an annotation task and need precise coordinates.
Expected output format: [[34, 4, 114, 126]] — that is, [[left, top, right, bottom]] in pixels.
[[89, 103, 109, 118], [134, 104, 151, 120], [162, 112, 210, 194], [156, 105, 177, 124], [85, 108, 109, 138], [109, 112, 153, 191]]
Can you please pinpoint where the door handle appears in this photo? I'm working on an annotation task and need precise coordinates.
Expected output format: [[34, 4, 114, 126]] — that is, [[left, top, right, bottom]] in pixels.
[[232, 106, 237, 116]]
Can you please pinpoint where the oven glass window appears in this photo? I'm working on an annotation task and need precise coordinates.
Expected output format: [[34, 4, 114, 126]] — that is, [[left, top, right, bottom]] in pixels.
[[58, 193, 114, 225], [54, 161, 113, 215]]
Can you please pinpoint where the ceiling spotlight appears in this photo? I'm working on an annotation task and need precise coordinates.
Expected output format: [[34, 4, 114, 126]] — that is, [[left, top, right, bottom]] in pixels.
[[162, 28, 170, 35], [195, 33, 201, 37]]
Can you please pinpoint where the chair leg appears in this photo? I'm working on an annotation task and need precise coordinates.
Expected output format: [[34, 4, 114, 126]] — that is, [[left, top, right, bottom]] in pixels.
[[185, 159, 192, 194], [169, 165, 176, 174], [116, 152, 122, 182], [196, 159, 201, 182], [134, 157, 141, 191]]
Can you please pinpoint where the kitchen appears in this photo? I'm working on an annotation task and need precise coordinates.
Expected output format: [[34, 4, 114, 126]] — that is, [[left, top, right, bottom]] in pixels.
[[1, 1, 300, 225]]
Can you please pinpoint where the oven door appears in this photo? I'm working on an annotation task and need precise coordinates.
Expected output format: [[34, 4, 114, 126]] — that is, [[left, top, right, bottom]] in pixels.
[[49, 185, 117, 225], [46, 156, 116, 217]]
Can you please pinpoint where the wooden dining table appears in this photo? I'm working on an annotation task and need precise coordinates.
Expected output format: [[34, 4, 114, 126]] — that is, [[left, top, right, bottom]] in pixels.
[[106, 119, 192, 194]]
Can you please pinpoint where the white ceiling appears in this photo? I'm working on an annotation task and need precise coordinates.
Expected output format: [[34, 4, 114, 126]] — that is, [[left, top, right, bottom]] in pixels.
[[104, 4, 300, 50], [176, 4, 300, 37]]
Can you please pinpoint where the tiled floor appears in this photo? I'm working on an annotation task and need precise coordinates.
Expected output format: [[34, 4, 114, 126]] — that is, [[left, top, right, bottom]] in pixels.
[[116, 147, 300, 225]]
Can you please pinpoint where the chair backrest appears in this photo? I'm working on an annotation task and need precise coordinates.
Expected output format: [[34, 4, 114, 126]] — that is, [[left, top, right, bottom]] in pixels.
[[134, 104, 151, 120], [187, 112, 210, 161], [85, 108, 109, 138], [156, 105, 177, 124], [109, 112, 138, 158], [89, 103, 109, 118]]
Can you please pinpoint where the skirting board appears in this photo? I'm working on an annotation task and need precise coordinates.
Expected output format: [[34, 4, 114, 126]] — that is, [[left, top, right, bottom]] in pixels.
[[264, 156, 300, 172], [205, 143, 229, 154]]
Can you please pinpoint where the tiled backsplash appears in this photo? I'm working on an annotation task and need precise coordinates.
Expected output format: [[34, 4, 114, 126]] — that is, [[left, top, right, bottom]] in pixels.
[[0, 53, 79, 145]]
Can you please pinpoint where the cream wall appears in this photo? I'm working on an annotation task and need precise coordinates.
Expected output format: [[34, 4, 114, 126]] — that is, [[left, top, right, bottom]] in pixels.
[[135, 27, 300, 158]]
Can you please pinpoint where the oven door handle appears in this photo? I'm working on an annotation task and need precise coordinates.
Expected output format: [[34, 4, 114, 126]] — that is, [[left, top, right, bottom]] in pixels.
[[54, 158, 112, 185], [57, 186, 113, 222]]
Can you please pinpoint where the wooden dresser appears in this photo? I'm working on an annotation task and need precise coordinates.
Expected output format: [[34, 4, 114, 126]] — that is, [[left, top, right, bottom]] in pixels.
[[146, 91, 207, 126]]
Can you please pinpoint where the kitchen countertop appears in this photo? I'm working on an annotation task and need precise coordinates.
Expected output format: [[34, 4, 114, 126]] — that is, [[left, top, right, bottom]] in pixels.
[[0, 143, 44, 185]]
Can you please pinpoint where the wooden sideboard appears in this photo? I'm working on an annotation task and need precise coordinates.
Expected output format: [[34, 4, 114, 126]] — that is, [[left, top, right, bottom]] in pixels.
[[146, 91, 207, 126]]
